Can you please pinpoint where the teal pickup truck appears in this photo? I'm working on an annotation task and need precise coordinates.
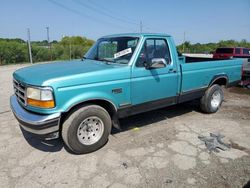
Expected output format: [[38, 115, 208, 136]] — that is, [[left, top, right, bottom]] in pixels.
[[10, 33, 242, 154]]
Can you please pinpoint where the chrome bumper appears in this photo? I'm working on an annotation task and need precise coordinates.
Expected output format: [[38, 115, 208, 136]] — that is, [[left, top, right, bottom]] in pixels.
[[10, 95, 61, 137]]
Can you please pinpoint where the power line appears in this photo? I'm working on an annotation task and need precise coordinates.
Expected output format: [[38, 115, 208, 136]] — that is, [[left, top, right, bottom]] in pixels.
[[86, 0, 138, 24], [47, 0, 135, 31], [83, 0, 154, 32], [47, 0, 105, 24], [73, 0, 138, 26]]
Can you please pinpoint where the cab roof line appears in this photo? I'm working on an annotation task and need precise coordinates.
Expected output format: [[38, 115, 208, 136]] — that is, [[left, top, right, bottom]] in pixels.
[[102, 33, 171, 38]]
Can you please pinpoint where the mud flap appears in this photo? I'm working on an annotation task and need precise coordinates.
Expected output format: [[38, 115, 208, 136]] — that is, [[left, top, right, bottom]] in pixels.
[[112, 115, 121, 130]]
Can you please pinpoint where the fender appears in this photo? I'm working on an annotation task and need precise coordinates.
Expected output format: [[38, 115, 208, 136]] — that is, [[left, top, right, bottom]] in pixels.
[[209, 74, 229, 87], [62, 91, 118, 112], [61, 92, 121, 130]]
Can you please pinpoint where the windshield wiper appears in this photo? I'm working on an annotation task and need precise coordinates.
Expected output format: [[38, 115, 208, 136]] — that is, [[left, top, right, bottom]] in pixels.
[[94, 57, 113, 64], [81, 56, 90, 61]]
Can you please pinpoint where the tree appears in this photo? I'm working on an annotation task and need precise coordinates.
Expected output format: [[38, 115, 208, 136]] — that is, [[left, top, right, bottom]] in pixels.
[[177, 39, 250, 54], [1, 37, 249, 65]]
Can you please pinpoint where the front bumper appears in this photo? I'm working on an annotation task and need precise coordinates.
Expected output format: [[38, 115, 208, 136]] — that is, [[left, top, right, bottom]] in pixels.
[[10, 95, 61, 139]]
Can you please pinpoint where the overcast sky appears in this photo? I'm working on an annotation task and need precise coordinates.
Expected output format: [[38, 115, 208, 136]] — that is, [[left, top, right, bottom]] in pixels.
[[1, 0, 250, 44]]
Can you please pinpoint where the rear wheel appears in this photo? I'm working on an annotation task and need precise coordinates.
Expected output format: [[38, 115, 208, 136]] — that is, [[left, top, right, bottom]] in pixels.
[[62, 105, 112, 154], [200, 84, 224, 113]]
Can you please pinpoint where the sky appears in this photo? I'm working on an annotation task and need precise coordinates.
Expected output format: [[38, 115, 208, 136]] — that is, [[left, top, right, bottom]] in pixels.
[[0, 0, 249, 44]]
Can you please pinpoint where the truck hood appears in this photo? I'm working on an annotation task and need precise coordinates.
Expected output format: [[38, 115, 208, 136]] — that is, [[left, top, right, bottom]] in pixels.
[[13, 60, 130, 87]]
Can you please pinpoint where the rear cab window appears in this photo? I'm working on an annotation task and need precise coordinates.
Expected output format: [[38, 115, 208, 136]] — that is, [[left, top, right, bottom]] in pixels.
[[215, 48, 234, 54], [243, 48, 250, 55], [235, 48, 241, 54]]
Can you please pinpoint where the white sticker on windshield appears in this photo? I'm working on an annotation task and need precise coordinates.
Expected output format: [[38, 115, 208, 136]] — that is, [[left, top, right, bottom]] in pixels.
[[114, 48, 132, 59]]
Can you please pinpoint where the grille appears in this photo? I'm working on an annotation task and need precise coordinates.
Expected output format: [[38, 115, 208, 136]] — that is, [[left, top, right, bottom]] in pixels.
[[13, 79, 26, 106]]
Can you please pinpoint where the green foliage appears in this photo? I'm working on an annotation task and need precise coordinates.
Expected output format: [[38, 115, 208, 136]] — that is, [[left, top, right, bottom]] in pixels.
[[32, 45, 50, 62], [177, 39, 250, 54], [0, 40, 28, 64], [0, 36, 94, 65], [57, 36, 94, 60], [1, 37, 250, 65], [99, 43, 117, 59]]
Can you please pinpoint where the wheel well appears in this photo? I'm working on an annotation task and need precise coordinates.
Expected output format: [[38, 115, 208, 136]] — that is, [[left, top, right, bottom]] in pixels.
[[60, 99, 117, 127], [210, 77, 228, 87]]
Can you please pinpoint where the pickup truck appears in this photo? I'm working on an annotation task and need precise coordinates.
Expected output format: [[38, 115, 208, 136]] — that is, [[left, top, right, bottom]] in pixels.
[[10, 33, 242, 154], [213, 47, 250, 59], [212, 47, 250, 86]]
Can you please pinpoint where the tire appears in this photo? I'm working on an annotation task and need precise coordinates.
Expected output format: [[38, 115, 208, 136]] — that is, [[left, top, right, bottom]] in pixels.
[[62, 105, 112, 154], [200, 84, 224, 113]]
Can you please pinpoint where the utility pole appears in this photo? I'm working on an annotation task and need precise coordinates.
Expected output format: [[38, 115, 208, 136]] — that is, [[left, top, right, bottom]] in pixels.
[[27, 28, 33, 64], [140, 21, 143, 33], [69, 40, 72, 61], [182, 32, 186, 53], [46, 26, 52, 61]]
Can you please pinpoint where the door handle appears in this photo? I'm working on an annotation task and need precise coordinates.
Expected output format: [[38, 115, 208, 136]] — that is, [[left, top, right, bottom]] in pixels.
[[169, 68, 177, 73]]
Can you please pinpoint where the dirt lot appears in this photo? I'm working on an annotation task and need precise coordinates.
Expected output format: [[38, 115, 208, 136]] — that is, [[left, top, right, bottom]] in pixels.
[[0, 64, 250, 188]]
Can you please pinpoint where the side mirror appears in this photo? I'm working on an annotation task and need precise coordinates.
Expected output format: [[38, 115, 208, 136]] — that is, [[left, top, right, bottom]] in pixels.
[[148, 58, 167, 69]]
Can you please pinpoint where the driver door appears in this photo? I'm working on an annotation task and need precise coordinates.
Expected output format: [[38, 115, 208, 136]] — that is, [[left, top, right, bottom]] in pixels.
[[131, 37, 178, 106]]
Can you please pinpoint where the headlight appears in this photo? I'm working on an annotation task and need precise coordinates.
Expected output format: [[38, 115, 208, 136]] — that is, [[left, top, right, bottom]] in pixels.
[[26, 87, 55, 108]]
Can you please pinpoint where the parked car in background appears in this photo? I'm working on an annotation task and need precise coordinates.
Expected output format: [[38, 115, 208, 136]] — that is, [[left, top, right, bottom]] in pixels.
[[213, 47, 250, 59], [213, 47, 250, 87]]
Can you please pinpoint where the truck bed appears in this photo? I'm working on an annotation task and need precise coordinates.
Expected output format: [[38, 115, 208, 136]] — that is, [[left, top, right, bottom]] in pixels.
[[179, 58, 242, 98], [184, 56, 223, 63]]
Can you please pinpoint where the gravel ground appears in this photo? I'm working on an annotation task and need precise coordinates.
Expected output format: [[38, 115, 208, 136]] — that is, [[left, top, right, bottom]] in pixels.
[[0, 63, 250, 188]]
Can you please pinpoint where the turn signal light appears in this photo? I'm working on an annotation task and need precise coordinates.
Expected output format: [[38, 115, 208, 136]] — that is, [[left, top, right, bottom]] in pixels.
[[27, 98, 55, 108]]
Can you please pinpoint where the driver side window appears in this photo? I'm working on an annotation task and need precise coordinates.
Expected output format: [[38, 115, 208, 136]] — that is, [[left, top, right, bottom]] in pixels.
[[136, 38, 171, 67]]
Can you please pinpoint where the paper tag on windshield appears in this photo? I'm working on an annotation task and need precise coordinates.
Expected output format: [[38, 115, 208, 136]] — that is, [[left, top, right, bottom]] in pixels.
[[114, 48, 132, 59]]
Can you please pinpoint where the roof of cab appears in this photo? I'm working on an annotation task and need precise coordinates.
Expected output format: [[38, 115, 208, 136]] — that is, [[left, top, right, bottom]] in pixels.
[[101, 33, 171, 38]]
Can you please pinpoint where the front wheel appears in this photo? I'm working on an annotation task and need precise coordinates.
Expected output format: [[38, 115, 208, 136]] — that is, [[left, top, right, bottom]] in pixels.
[[62, 105, 112, 154], [200, 84, 224, 113]]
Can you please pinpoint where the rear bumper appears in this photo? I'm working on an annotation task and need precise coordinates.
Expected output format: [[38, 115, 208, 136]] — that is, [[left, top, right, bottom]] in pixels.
[[10, 95, 61, 139]]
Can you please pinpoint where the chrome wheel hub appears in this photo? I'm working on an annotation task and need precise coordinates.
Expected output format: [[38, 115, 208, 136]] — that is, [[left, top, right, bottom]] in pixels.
[[211, 91, 221, 108], [77, 116, 104, 145]]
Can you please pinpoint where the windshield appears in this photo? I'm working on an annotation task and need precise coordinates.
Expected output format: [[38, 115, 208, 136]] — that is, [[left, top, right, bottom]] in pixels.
[[84, 36, 139, 64]]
